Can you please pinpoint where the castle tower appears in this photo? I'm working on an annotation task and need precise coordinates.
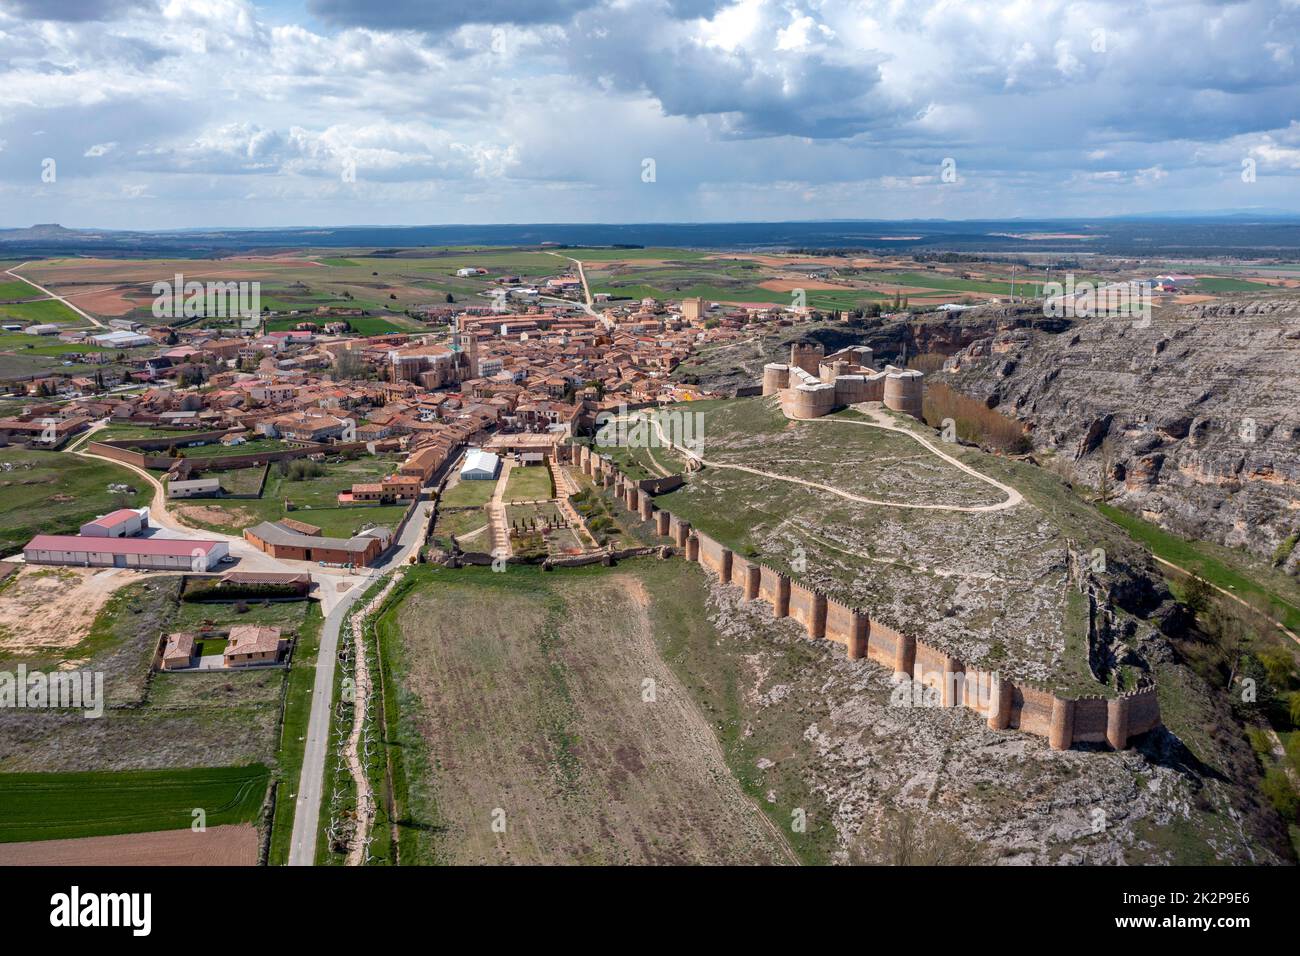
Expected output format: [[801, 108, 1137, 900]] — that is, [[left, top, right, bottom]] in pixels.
[[883, 369, 924, 419], [761, 363, 789, 396], [790, 342, 824, 375]]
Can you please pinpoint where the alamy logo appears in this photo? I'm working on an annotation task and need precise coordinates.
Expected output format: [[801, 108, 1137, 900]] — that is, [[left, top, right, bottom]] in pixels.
[[0, 665, 103, 718], [1042, 273, 1152, 327], [50, 886, 151, 936], [152, 273, 261, 320], [593, 405, 705, 455]]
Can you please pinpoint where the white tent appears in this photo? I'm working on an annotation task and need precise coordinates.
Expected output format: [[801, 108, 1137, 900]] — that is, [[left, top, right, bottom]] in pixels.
[[459, 449, 501, 481]]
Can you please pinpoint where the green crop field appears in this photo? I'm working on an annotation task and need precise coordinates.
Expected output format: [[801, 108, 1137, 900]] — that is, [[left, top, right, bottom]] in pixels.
[[0, 764, 270, 843], [0, 299, 82, 325], [1194, 277, 1273, 293], [858, 271, 1044, 296], [0, 281, 40, 302], [0, 448, 150, 557]]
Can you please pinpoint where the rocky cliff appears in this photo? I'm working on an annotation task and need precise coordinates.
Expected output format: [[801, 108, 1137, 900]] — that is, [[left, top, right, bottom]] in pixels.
[[943, 297, 1300, 570]]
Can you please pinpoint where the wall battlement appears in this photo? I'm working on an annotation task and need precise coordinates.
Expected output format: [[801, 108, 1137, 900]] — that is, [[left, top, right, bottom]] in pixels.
[[577, 442, 1162, 751]]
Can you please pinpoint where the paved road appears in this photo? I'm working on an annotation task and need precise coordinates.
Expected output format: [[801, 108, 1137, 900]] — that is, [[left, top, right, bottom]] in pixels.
[[287, 500, 432, 866]]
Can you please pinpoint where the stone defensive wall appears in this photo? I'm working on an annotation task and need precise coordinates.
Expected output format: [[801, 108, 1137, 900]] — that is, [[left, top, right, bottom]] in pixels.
[[576, 441, 1162, 751]]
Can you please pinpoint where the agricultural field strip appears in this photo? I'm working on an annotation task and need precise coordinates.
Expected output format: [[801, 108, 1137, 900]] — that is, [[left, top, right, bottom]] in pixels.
[[615, 408, 1022, 513], [3, 263, 105, 328]]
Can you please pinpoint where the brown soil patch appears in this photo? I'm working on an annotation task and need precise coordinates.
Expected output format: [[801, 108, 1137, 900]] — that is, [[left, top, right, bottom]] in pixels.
[[23, 259, 290, 288], [0, 565, 134, 651], [64, 286, 139, 316], [0, 823, 258, 865], [177, 504, 256, 528]]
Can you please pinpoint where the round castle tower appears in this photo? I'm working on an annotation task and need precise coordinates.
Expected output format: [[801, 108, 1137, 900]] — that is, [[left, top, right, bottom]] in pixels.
[[883, 368, 924, 418], [762, 362, 789, 396]]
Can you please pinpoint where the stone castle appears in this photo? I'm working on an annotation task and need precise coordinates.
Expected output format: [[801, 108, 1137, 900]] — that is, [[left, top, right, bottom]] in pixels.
[[762, 343, 924, 419]]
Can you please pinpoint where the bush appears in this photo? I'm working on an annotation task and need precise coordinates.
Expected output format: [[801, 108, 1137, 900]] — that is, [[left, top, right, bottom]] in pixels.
[[285, 459, 325, 481], [1261, 767, 1299, 823], [182, 581, 305, 602], [922, 381, 1030, 454]]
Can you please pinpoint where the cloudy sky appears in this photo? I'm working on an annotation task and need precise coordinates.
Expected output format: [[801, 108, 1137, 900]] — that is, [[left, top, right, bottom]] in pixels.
[[1, 0, 1298, 228]]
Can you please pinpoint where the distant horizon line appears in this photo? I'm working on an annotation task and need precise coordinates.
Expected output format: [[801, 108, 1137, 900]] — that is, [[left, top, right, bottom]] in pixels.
[[6, 210, 1300, 234]]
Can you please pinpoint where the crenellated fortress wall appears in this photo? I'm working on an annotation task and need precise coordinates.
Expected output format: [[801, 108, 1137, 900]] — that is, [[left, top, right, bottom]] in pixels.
[[573, 441, 1162, 751]]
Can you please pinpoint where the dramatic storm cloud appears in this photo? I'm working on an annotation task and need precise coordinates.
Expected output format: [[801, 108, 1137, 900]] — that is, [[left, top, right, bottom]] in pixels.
[[0, 0, 1297, 227]]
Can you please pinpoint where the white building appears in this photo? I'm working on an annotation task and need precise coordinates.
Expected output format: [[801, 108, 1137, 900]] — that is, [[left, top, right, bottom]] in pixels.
[[78, 508, 147, 538], [459, 449, 501, 481], [168, 478, 222, 499], [92, 330, 153, 348], [23, 535, 229, 570]]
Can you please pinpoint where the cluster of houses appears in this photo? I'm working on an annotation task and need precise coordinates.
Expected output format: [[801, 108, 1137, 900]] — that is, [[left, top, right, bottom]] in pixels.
[[161, 623, 288, 671], [3, 284, 835, 570]]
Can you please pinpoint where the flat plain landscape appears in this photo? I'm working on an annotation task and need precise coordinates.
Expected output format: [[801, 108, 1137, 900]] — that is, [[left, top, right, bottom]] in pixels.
[[372, 563, 794, 865]]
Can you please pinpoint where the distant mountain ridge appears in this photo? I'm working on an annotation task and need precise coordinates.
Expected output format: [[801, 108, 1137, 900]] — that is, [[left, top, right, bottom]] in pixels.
[[3, 217, 1300, 257]]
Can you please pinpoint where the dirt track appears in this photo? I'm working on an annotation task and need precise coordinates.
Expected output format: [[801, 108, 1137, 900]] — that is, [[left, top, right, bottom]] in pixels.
[[0, 824, 258, 866]]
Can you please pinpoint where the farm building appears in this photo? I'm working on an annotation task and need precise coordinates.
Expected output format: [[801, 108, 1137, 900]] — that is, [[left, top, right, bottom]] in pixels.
[[224, 625, 286, 667], [78, 508, 147, 538], [459, 449, 501, 481], [23, 535, 229, 570], [160, 632, 197, 670], [91, 330, 153, 348], [24, 324, 61, 336], [168, 478, 222, 499], [243, 521, 389, 567]]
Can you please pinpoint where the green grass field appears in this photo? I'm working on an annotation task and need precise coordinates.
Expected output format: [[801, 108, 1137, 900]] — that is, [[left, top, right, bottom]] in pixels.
[[0, 448, 150, 557], [1098, 503, 1300, 632], [167, 455, 408, 536], [172, 597, 312, 633], [439, 476, 497, 508], [263, 315, 410, 335], [0, 281, 40, 302], [267, 601, 323, 865], [1194, 277, 1274, 293], [0, 764, 270, 843], [0, 299, 82, 325], [503, 464, 553, 501]]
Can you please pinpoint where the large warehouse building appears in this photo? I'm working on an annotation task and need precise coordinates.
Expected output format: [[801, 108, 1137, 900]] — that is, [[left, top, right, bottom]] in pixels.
[[23, 535, 229, 570]]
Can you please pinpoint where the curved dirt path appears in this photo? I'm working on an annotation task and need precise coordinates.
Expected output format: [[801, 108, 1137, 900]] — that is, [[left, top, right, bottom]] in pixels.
[[809, 404, 1023, 510], [615, 406, 1022, 514]]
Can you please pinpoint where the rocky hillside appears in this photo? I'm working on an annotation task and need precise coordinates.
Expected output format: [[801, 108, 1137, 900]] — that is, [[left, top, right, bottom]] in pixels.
[[943, 297, 1300, 570]]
